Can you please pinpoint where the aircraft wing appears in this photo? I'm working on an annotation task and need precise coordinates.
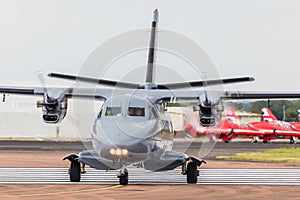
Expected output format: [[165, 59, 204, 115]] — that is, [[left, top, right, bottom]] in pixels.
[[0, 85, 113, 101], [224, 92, 300, 100], [153, 90, 300, 104], [0, 85, 214, 103], [231, 129, 265, 136], [2, 82, 300, 103], [0, 86, 43, 96]]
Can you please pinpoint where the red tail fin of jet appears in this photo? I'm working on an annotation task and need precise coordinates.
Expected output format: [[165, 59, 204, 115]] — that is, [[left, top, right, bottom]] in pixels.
[[261, 108, 278, 122], [226, 107, 241, 120]]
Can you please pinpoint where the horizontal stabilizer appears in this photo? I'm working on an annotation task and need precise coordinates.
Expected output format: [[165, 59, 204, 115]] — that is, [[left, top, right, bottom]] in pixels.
[[48, 73, 140, 89]]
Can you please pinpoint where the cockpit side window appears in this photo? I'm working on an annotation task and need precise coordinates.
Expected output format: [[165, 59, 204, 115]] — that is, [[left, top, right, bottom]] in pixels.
[[128, 107, 145, 117], [105, 107, 121, 116], [97, 108, 103, 119]]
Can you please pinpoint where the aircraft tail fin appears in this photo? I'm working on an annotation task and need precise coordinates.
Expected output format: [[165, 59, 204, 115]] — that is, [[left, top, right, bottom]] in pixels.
[[145, 8, 159, 83], [226, 107, 241, 120], [261, 108, 277, 122], [48, 9, 255, 91]]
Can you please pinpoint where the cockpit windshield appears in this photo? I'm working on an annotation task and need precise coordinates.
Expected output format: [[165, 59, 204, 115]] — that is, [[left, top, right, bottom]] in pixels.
[[105, 107, 121, 116], [128, 107, 145, 117]]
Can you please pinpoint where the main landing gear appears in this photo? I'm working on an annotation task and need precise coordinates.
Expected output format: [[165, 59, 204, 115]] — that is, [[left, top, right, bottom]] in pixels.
[[63, 154, 129, 185], [182, 157, 206, 184], [63, 154, 85, 182], [251, 136, 259, 143], [290, 136, 298, 144]]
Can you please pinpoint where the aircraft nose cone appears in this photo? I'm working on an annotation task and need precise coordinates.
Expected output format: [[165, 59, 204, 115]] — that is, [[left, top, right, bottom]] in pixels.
[[94, 117, 158, 145]]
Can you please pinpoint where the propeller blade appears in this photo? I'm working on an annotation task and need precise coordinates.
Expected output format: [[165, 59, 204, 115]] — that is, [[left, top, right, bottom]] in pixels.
[[37, 71, 50, 98], [204, 90, 209, 105], [37, 71, 66, 103], [57, 88, 73, 102]]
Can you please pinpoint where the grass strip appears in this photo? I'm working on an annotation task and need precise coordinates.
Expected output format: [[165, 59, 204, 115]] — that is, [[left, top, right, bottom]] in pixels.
[[217, 147, 300, 163]]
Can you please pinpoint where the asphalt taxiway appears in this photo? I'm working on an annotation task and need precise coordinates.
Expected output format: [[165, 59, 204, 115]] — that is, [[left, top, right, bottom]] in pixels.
[[0, 140, 299, 200]]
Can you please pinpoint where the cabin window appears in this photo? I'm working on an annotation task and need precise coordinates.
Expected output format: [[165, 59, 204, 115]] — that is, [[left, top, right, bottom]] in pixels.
[[105, 107, 121, 116], [128, 107, 145, 117]]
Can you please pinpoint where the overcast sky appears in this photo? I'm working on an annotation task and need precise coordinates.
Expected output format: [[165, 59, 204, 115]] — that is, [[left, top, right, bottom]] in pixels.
[[0, 0, 300, 91]]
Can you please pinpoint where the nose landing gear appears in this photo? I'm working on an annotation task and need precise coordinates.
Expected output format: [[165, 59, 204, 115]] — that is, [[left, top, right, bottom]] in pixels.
[[117, 167, 129, 185]]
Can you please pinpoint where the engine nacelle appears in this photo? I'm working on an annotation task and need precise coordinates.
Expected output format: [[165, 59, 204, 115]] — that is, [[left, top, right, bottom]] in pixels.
[[193, 102, 223, 127], [37, 98, 68, 124], [199, 115, 217, 127]]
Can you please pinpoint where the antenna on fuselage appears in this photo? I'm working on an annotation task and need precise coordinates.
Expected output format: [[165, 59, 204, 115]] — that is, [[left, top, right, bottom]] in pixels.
[[145, 8, 159, 83]]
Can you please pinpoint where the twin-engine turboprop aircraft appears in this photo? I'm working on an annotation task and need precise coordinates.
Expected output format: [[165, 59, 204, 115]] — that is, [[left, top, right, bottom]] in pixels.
[[1, 9, 300, 185]]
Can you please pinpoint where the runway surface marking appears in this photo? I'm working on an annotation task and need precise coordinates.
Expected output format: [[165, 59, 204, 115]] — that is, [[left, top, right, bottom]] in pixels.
[[0, 168, 300, 185], [19, 184, 123, 197]]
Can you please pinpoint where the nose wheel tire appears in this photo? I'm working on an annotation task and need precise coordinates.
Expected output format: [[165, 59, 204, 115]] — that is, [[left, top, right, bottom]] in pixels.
[[69, 161, 81, 182], [118, 167, 128, 185], [118, 169, 128, 185], [186, 162, 198, 184]]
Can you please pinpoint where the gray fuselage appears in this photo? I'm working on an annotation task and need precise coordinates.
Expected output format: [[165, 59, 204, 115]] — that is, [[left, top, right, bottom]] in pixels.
[[92, 94, 174, 169]]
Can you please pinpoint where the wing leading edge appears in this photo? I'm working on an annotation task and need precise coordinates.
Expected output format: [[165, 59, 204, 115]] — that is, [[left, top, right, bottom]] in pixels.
[[0, 86, 110, 101], [224, 92, 300, 100]]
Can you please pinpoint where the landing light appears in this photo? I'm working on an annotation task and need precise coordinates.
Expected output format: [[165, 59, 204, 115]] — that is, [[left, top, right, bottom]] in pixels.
[[122, 149, 128, 155], [109, 148, 116, 155], [109, 148, 129, 156], [116, 148, 122, 156]]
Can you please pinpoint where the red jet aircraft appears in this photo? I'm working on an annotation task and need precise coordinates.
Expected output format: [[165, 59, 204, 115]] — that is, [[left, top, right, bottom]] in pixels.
[[250, 108, 300, 143]]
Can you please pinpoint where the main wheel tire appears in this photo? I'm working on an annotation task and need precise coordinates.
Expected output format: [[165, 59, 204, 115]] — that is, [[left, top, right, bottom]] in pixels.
[[186, 162, 198, 184], [290, 137, 296, 144], [252, 139, 258, 143], [70, 161, 81, 182], [119, 171, 128, 185]]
